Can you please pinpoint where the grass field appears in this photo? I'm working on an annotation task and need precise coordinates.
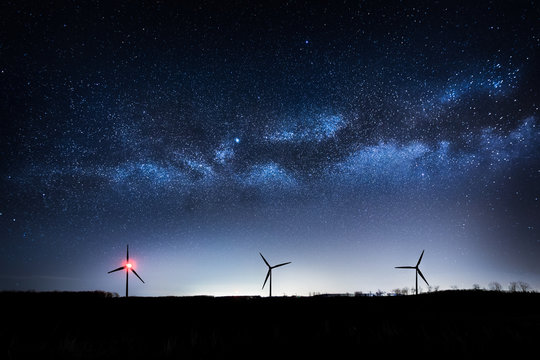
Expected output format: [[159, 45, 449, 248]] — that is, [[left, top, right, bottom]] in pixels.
[[2, 290, 539, 358]]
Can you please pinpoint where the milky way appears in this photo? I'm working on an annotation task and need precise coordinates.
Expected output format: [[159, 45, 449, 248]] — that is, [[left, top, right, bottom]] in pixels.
[[1, 1, 539, 295]]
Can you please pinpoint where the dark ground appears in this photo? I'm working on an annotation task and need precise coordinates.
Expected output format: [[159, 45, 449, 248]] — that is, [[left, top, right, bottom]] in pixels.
[[2, 290, 539, 359]]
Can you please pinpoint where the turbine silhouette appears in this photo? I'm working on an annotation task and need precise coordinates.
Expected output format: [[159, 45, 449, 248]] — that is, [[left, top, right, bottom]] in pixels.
[[395, 250, 429, 295], [260, 252, 291, 297], [108, 244, 145, 297]]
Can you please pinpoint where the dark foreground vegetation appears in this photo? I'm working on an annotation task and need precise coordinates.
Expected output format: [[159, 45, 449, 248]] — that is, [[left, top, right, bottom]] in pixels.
[[2, 290, 539, 359]]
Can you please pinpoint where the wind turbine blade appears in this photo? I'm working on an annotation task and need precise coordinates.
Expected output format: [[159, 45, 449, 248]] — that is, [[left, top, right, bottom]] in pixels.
[[272, 262, 291, 268], [262, 269, 271, 289], [259, 252, 270, 267], [417, 268, 429, 286], [416, 250, 425, 267], [395, 266, 415, 269], [131, 268, 145, 283], [108, 266, 125, 273], [126, 244, 129, 262]]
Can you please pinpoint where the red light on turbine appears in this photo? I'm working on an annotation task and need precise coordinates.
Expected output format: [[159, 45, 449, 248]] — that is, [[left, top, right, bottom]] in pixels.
[[126, 263, 132, 269]]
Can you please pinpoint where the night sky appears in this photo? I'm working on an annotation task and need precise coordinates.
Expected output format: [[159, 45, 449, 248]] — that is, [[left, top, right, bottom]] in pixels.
[[1, 1, 539, 296]]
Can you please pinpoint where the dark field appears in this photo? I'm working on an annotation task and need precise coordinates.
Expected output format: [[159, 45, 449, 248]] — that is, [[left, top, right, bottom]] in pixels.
[[2, 290, 539, 359]]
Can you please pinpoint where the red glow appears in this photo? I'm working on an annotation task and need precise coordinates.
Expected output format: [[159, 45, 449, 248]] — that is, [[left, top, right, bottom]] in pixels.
[[122, 259, 137, 269]]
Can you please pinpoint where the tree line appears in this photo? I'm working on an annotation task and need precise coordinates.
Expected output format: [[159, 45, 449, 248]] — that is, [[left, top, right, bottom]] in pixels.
[[391, 281, 533, 295]]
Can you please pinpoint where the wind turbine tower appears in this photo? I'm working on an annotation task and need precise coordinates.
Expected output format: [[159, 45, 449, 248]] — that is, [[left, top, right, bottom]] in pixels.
[[260, 252, 291, 297], [395, 250, 429, 295], [108, 244, 145, 297]]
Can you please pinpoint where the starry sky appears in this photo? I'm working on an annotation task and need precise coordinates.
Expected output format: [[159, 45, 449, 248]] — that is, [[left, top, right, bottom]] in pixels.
[[1, 0, 539, 296]]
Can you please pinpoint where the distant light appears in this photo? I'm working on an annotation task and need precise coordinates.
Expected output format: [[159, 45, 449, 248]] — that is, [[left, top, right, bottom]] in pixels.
[[305, 40, 309, 44], [235, 137, 240, 143]]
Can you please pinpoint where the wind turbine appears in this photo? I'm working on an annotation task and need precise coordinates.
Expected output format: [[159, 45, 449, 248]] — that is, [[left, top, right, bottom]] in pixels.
[[260, 252, 291, 297], [395, 250, 429, 295], [108, 244, 145, 297]]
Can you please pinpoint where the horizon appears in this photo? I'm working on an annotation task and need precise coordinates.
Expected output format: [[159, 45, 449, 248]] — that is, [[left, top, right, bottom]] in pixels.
[[1, 1, 539, 297], [1, 284, 536, 298]]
